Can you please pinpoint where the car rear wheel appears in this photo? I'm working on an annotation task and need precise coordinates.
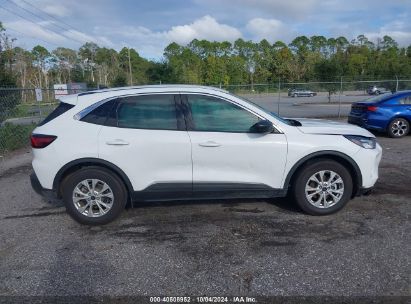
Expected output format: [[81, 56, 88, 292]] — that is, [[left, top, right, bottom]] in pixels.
[[61, 167, 127, 225], [388, 118, 409, 138], [292, 160, 353, 215], [293, 93, 297, 97]]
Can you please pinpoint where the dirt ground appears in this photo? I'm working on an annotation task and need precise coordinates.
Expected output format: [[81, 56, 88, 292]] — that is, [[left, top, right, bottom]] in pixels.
[[0, 135, 410, 302]]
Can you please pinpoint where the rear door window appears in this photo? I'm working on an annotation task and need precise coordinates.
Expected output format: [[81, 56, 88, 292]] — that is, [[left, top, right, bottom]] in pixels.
[[116, 94, 178, 130], [399, 95, 411, 105]]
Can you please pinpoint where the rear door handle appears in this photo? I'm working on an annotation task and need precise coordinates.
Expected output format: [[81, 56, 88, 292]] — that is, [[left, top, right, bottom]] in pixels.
[[106, 139, 130, 146], [199, 141, 221, 147]]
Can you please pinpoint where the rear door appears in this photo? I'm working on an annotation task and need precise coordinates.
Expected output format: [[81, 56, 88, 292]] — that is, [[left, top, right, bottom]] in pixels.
[[181, 93, 288, 194], [98, 94, 192, 193], [398, 94, 411, 121]]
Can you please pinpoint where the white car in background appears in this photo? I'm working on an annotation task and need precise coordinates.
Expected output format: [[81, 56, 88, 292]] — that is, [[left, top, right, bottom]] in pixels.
[[30, 85, 382, 225]]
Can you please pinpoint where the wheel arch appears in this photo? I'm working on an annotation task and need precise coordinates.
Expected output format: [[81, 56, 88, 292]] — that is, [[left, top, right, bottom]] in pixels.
[[389, 115, 410, 124], [53, 158, 134, 199], [386, 116, 410, 132], [284, 151, 362, 197]]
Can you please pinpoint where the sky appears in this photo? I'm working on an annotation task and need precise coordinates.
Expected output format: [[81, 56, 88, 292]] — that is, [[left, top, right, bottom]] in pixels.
[[1, 0, 411, 60]]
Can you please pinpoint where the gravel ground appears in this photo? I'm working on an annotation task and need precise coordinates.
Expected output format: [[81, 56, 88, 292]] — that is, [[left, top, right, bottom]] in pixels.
[[0, 135, 410, 302]]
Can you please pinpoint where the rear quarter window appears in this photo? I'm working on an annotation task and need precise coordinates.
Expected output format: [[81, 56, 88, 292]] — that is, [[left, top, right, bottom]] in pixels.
[[81, 99, 118, 125], [38, 102, 74, 126]]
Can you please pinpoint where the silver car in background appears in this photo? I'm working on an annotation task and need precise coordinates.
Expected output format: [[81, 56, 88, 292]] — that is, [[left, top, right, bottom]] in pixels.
[[367, 85, 390, 95], [288, 88, 317, 97]]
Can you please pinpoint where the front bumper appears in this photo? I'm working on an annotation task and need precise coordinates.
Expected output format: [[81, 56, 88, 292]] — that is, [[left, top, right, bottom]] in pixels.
[[353, 143, 382, 189], [357, 186, 374, 196]]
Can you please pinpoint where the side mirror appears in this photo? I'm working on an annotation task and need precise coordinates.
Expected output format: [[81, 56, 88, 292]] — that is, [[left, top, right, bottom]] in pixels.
[[250, 120, 274, 134]]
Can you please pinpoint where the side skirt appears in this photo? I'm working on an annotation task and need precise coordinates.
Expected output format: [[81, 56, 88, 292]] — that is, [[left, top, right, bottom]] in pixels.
[[131, 183, 287, 202]]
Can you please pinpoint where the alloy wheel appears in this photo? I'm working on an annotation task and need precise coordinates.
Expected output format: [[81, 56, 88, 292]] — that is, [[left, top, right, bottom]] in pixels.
[[305, 170, 344, 208], [72, 179, 114, 217], [391, 119, 408, 137]]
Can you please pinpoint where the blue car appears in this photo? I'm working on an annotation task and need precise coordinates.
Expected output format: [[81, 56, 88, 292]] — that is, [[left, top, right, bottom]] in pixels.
[[348, 91, 411, 138]]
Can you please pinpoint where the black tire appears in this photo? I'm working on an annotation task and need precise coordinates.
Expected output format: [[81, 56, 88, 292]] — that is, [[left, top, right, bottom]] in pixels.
[[387, 118, 409, 138], [292, 159, 353, 215], [61, 167, 127, 225], [375, 90, 380, 95], [293, 93, 297, 98]]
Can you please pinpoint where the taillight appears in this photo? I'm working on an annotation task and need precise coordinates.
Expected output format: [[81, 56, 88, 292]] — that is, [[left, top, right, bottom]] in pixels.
[[30, 134, 57, 149], [367, 106, 378, 112]]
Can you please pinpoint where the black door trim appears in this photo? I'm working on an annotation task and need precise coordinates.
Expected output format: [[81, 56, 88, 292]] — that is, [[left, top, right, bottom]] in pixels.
[[131, 182, 287, 202]]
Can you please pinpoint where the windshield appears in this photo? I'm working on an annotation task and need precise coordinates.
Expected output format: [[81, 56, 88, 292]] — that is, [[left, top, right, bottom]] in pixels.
[[231, 92, 292, 125]]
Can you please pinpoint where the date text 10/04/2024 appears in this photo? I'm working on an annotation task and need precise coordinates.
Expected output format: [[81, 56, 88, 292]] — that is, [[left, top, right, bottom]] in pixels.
[[149, 296, 257, 303]]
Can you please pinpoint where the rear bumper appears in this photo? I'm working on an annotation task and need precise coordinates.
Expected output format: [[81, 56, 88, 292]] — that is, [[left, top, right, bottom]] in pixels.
[[30, 171, 54, 197], [348, 115, 366, 127], [348, 115, 385, 131]]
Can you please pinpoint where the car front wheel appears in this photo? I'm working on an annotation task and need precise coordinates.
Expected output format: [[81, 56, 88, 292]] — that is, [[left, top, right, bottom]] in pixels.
[[61, 167, 127, 225], [292, 160, 353, 215], [388, 118, 409, 138]]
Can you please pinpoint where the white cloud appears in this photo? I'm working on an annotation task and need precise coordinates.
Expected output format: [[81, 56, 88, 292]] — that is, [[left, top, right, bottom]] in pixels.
[[12, 0, 73, 17], [5, 20, 113, 48], [63, 30, 114, 47], [5, 20, 66, 45], [166, 15, 242, 45], [246, 18, 291, 42], [362, 18, 411, 46], [197, 0, 320, 19], [365, 31, 411, 47], [42, 3, 72, 17], [101, 16, 242, 58]]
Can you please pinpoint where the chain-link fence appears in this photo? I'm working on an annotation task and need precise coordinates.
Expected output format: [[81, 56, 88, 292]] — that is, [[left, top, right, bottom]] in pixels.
[[1, 79, 411, 157], [0, 88, 86, 157], [225, 78, 411, 118]]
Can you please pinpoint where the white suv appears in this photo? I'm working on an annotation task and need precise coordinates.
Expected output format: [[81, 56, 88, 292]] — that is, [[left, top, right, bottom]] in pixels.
[[30, 85, 382, 225]]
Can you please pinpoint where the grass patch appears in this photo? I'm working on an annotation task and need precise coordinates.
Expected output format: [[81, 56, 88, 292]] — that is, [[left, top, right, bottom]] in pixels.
[[0, 123, 36, 153], [9, 103, 57, 119]]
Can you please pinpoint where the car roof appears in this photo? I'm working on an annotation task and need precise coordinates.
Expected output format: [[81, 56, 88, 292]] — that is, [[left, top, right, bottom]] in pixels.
[[77, 84, 229, 96], [370, 90, 411, 102], [58, 84, 230, 105], [389, 90, 411, 97]]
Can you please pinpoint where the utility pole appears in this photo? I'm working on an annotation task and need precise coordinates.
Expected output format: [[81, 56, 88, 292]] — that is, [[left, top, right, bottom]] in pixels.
[[128, 47, 133, 86], [337, 76, 343, 118], [277, 79, 281, 115], [395, 75, 399, 92]]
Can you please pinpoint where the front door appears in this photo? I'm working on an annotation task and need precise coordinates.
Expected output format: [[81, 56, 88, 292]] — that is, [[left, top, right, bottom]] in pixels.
[[182, 93, 288, 194]]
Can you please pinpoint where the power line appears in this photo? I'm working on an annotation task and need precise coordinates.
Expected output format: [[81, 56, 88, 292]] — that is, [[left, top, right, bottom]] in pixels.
[[6, 28, 61, 48], [19, 0, 84, 34], [5, 0, 71, 33], [0, 2, 90, 46]]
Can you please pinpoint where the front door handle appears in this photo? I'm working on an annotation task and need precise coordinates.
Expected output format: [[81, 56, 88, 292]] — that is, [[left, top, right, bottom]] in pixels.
[[199, 141, 221, 147], [106, 139, 130, 146]]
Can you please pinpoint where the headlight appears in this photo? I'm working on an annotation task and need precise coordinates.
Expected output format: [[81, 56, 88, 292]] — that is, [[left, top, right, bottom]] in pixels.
[[344, 135, 376, 149]]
